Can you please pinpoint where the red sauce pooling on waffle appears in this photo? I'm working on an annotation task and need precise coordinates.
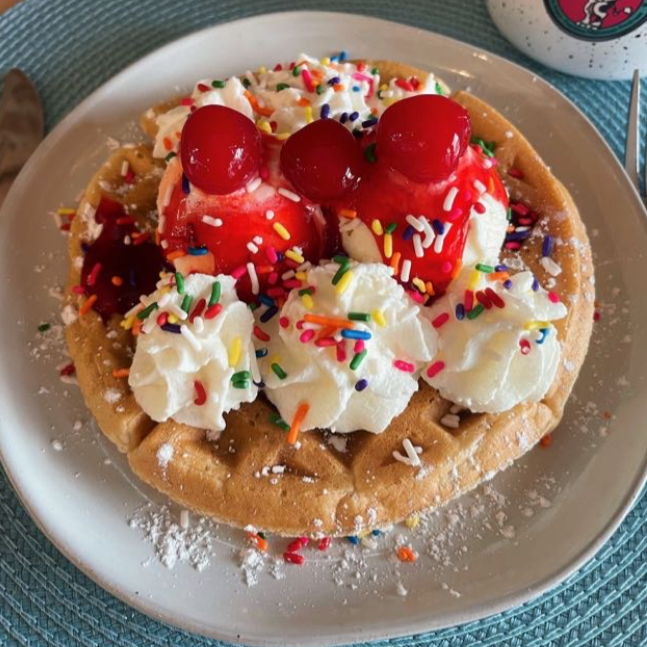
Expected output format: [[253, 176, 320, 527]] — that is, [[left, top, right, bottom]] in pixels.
[[81, 197, 166, 320]]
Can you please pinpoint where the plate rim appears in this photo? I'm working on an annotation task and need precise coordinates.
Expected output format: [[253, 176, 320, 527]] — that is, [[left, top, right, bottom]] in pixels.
[[1, 9, 647, 646]]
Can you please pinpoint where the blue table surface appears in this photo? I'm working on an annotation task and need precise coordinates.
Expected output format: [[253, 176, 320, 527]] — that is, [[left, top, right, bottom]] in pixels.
[[0, 0, 646, 645]]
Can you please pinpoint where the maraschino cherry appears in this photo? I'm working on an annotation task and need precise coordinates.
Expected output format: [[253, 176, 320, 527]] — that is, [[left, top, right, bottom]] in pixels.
[[280, 119, 363, 202], [376, 94, 471, 183], [180, 105, 262, 195]]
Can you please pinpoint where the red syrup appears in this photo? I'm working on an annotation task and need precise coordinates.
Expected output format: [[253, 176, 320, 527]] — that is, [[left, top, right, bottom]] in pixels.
[[337, 143, 508, 296], [80, 197, 166, 320]]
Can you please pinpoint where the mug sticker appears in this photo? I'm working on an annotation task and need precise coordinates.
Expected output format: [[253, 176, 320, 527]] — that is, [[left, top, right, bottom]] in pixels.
[[544, 0, 647, 40]]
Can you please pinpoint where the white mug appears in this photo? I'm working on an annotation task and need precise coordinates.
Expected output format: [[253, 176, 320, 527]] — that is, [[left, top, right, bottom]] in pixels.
[[486, 0, 647, 80]]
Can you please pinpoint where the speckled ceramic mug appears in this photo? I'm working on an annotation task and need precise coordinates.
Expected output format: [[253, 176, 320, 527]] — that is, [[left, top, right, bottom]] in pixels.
[[486, 0, 647, 79]]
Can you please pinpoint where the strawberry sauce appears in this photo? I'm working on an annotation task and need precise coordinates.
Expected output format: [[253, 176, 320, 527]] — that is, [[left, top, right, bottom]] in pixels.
[[342, 144, 508, 296], [80, 197, 166, 320], [158, 140, 329, 302]]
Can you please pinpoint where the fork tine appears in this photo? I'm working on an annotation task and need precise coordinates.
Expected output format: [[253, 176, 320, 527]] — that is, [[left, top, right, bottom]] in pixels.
[[625, 69, 640, 192]]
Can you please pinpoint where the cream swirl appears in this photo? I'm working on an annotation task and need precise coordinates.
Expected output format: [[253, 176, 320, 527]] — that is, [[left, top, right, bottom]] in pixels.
[[152, 53, 442, 158], [152, 77, 253, 158], [461, 193, 509, 267], [258, 262, 437, 434], [422, 270, 567, 413], [129, 273, 258, 429]]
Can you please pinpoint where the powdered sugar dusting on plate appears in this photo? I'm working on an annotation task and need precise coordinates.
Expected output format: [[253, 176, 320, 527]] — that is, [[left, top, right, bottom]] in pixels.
[[128, 504, 213, 571]]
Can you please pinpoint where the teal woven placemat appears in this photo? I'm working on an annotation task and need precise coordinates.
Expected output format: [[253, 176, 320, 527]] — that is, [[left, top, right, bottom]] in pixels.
[[1, 0, 646, 645]]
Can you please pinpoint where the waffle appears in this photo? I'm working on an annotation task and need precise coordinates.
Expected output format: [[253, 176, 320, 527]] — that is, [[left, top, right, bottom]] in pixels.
[[65, 62, 594, 536]]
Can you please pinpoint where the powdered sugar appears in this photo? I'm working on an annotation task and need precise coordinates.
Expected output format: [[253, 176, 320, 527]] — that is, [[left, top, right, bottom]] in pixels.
[[129, 504, 212, 571], [156, 443, 174, 471], [61, 305, 77, 326], [79, 202, 102, 241], [128, 463, 566, 593], [326, 433, 348, 453], [239, 547, 266, 586], [103, 388, 122, 403]]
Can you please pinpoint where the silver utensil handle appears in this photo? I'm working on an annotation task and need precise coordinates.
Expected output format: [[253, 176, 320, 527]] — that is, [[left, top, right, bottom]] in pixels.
[[625, 69, 641, 195]]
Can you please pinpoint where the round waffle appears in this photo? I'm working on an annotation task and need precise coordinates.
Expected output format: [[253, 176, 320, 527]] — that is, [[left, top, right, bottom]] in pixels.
[[65, 62, 594, 536]]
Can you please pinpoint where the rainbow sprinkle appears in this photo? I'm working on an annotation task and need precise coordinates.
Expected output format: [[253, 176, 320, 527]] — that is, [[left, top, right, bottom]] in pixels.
[[228, 337, 242, 367], [175, 272, 185, 294], [383, 233, 393, 259], [542, 235, 554, 258], [271, 362, 288, 379], [524, 320, 550, 330], [350, 349, 367, 370], [304, 314, 355, 330], [181, 294, 193, 313], [335, 270, 354, 294], [394, 359, 415, 373], [137, 302, 158, 320], [260, 305, 279, 323], [287, 402, 310, 444], [467, 304, 485, 320], [355, 379, 369, 391], [332, 261, 350, 286], [340, 329, 371, 341], [536, 328, 550, 345], [371, 219, 384, 236], [285, 249, 305, 264], [205, 303, 222, 320], [273, 222, 291, 240], [270, 413, 291, 432], [232, 370, 251, 389], [194, 380, 207, 405], [372, 310, 386, 327], [432, 313, 450, 328], [426, 361, 445, 379]]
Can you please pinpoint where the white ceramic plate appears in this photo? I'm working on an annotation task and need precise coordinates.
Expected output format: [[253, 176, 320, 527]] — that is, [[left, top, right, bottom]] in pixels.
[[1, 11, 646, 647]]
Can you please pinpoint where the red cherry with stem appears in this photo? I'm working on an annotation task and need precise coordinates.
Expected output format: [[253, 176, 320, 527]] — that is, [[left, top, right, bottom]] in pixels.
[[280, 119, 362, 202], [376, 95, 471, 183], [180, 105, 262, 195]]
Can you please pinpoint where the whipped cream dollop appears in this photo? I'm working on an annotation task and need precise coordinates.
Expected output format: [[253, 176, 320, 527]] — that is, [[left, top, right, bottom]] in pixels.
[[258, 262, 437, 434], [422, 270, 567, 413], [154, 78, 253, 158], [153, 53, 441, 158], [461, 193, 509, 267], [129, 273, 259, 430]]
